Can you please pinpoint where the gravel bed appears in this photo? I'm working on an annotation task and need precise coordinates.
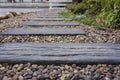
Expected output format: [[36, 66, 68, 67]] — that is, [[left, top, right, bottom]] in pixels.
[[0, 31, 120, 43], [0, 11, 120, 44], [0, 11, 120, 80], [0, 63, 120, 80]]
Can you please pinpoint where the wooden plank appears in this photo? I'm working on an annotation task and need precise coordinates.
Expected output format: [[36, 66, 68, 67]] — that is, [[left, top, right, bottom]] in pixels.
[[49, 0, 72, 2], [0, 42, 120, 64], [49, 3, 67, 6], [49, 0, 72, 9], [28, 18, 71, 21], [49, 7, 65, 10], [36, 15, 63, 18], [1, 27, 86, 36], [0, 3, 49, 8], [45, 13, 61, 16], [21, 21, 79, 26]]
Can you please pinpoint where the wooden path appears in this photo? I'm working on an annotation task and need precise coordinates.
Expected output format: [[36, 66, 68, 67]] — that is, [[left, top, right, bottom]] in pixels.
[[0, 3, 49, 8], [28, 18, 71, 21], [0, 42, 120, 64], [1, 27, 86, 36], [22, 21, 79, 26], [0, 10, 120, 64]]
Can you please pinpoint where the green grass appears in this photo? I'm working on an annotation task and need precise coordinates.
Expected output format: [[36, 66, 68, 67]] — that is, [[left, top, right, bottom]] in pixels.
[[60, 11, 74, 19], [62, 0, 120, 29]]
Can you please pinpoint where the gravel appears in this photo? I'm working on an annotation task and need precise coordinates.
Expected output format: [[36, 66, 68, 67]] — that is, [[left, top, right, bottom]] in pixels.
[[0, 63, 120, 80], [0, 11, 120, 80], [0, 11, 120, 43]]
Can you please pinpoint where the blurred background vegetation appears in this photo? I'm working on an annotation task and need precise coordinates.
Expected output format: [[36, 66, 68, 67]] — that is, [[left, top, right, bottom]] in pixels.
[[61, 0, 120, 29]]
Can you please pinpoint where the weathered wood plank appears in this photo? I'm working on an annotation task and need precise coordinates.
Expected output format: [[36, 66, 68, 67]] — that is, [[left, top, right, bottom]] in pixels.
[[46, 13, 60, 16], [49, 0, 72, 2], [0, 42, 120, 64], [28, 18, 71, 21], [49, 0, 72, 9], [49, 3, 67, 6], [0, 3, 49, 8], [34, 15, 63, 18], [22, 21, 79, 26], [1, 27, 86, 36]]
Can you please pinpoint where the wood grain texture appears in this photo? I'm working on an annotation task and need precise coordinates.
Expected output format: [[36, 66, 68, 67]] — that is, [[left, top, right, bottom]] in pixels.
[[0, 42, 119, 64], [22, 21, 79, 26], [28, 18, 71, 21], [1, 27, 86, 36]]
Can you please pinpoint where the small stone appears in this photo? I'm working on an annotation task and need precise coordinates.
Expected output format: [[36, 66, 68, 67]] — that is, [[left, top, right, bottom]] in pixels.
[[8, 65, 13, 70], [31, 64, 38, 69], [3, 76, 9, 80], [114, 77, 120, 80], [74, 70, 78, 74], [87, 65, 92, 69], [69, 72, 74, 78], [25, 63, 31, 67], [17, 67, 22, 71], [6, 12, 14, 18], [65, 65, 69, 70], [36, 70, 42, 75], [105, 77, 110, 80], [26, 68, 31, 71], [18, 76, 24, 80], [73, 76, 79, 80], [32, 77, 37, 80], [0, 74, 4, 80], [72, 64, 77, 68], [17, 64, 23, 71], [27, 70, 33, 75], [43, 69, 48, 73], [36, 75, 41, 79], [44, 73, 49, 79], [19, 64, 23, 67], [50, 72, 56, 79], [102, 64, 107, 67], [33, 72, 38, 77], [83, 77, 90, 80], [14, 64, 19, 68], [60, 76, 65, 80], [60, 66, 64, 70], [12, 75, 18, 80], [0, 67, 5, 70], [0, 64, 2, 67], [24, 75, 32, 79]]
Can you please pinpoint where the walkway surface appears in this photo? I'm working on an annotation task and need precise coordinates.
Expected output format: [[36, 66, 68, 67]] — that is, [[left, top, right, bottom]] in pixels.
[[22, 21, 80, 26], [1, 27, 86, 36], [0, 3, 49, 8], [0, 9, 120, 64], [28, 17, 71, 21], [0, 42, 120, 64]]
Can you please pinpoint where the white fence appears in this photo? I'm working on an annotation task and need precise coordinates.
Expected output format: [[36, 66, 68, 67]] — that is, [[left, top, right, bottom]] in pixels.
[[0, 0, 48, 3], [49, 0, 72, 9]]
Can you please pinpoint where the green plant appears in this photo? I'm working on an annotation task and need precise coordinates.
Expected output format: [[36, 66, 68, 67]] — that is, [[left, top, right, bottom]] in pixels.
[[96, 0, 120, 28], [92, 22, 102, 29], [82, 17, 95, 25], [60, 10, 74, 19], [66, 3, 88, 14], [64, 0, 120, 28]]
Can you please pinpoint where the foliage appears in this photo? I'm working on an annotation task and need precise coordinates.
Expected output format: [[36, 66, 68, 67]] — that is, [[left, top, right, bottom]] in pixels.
[[62, 0, 120, 28], [66, 3, 88, 14], [96, 0, 120, 28], [60, 10, 73, 18]]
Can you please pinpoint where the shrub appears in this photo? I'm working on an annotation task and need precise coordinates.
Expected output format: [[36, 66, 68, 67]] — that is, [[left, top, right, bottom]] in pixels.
[[66, 3, 88, 14], [94, 0, 120, 28], [60, 10, 74, 18], [63, 0, 120, 28]]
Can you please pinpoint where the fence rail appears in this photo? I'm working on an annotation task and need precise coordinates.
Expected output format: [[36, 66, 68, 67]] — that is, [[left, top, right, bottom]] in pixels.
[[0, 0, 48, 3]]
